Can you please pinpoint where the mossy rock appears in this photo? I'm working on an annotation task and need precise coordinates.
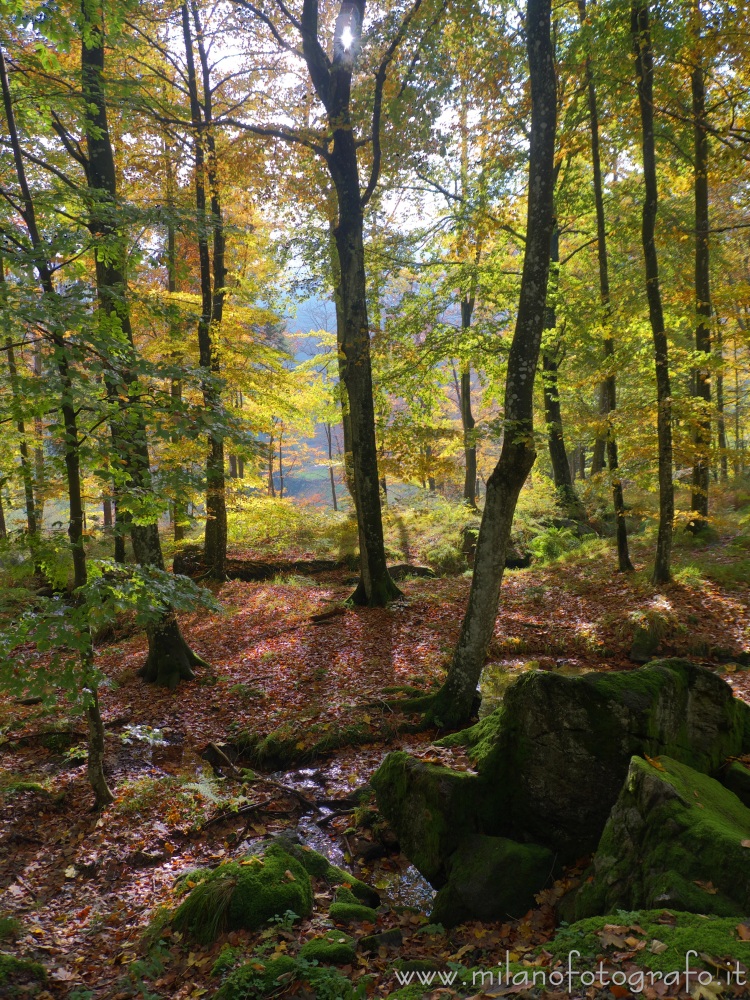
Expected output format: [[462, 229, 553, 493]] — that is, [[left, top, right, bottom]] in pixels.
[[576, 756, 750, 918], [172, 843, 312, 943], [273, 836, 380, 907], [430, 835, 555, 927], [333, 886, 359, 905], [544, 909, 750, 974], [443, 658, 750, 859], [370, 751, 484, 887], [299, 930, 356, 965], [215, 955, 297, 999], [0, 953, 47, 992], [328, 902, 377, 924]]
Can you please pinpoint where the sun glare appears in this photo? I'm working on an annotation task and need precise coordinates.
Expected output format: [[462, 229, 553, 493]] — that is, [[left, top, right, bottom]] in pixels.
[[340, 25, 354, 50]]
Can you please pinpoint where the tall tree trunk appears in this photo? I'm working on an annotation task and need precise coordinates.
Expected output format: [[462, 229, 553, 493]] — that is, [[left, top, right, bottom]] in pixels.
[[80, 5, 207, 686], [299, 0, 400, 606], [460, 295, 478, 508], [716, 318, 728, 481], [632, 0, 673, 584], [0, 487, 6, 540], [182, 2, 227, 581], [330, 148, 400, 604], [688, 14, 711, 531], [1, 45, 112, 807], [580, 0, 632, 570], [427, 0, 556, 727], [164, 149, 187, 545], [542, 225, 585, 519]]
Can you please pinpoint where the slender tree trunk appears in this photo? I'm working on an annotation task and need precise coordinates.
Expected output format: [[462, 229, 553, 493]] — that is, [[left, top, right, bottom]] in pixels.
[[80, 6, 207, 686], [1, 46, 112, 807], [716, 318, 728, 481], [325, 423, 338, 510], [542, 225, 585, 519], [182, 3, 227, 581], [164, 156, 187, 545], [0, 487, 6, 539], [688, 18, 711, 531], [632, 0, 673, 584], [267, 432, 276, 497], [427, 0, 556, 726], [579, 0, 632, 569], [102, 496, 113, 528]]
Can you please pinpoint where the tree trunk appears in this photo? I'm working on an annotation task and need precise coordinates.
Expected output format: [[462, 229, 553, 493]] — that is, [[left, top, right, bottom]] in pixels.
[[632, 0, 673, 584], [102, 495, 113, 529], [579, 0, 632, 570], [716, 319, 728, 481], [542, 225, 585, 519], [325, 423, 338, 510], [0, 487, 6, 540], [1, 45, 112, 807], [688, 18, 711, 532], [427, 0, 556, 726], [330, 150, 400, 605], [182, 3, 227, 581], [80, 4, 206, 682]]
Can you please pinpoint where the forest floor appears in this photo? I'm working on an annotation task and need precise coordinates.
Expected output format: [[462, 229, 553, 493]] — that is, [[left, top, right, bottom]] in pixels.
[[1, 523, 750, 1000]]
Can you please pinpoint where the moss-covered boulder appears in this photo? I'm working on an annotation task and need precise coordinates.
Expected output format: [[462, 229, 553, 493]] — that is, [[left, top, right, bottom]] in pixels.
[[576, 756, 750, 918], [172, 843, 313, 943], [269, 834, 380, 908], [0, 953, 47, 994], [431, 835, 555, 928], [215, 955, 297, 1000], [329, 901, 377, 924], [370, 751, 484, 886], [444, 658, 750, 858], [299, 930, 356, 964]]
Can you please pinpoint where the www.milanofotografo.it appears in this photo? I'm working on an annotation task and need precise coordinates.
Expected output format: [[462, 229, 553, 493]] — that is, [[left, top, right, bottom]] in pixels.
[[390, 950, 748, 994]]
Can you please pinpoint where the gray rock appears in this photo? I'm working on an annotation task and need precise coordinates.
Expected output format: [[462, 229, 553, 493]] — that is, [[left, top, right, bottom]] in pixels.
[[576, 755, 750, 918]]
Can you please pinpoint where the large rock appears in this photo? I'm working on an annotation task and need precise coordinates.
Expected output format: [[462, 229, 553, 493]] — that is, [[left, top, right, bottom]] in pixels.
[[372, 660, 750, 913], [576, 756, 750, 918], [431, 835, 554, 927], [447, 658, 750, 858], [369, 752, 483, 887]]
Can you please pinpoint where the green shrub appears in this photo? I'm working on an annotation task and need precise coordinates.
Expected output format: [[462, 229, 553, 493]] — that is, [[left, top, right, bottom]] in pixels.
[[529, 526, 580, 562]]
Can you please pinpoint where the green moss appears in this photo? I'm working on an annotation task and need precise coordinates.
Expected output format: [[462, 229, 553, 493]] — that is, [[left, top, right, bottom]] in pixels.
[[0, 917, 22, 942], [172, 844, 312, 943], [299, 930, 356, 965], [333, 886, 359, 905], [544, 910, 750, 973], [215, 955, 297, 999], [328, 902, 377, 924], [721, 760, 750, 808], [0, 953, 47, 988], [578, 756, 750, 917], [273, 837, 380, 907], [387, 987, 432, 1000]]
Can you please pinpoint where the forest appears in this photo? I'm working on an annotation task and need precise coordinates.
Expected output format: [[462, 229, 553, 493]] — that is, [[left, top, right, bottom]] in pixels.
[[1, 0, 750, 996]]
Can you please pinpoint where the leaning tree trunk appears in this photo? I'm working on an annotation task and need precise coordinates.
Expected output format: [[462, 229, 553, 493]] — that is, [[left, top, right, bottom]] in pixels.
[[688, 20, 711, 532], [632, 0, 673, 584], [580, 0, 632, 570], [0, 46, 112, 807], [80, 5, 207, 686], [427, 0, 556, 727]]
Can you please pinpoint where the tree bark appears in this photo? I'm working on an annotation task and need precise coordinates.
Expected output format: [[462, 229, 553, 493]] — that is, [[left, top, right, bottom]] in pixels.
[[80, 4, 206, 683], [688, 11, 711, 531], [427, 0, 557, 726], [579, 0, 632, 570], [182, 2, 227, 581], [460, 299, 478, 508], [632, 0, 673, 584], [542, 225, 585, 519], [716, 318, 728, 481]]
